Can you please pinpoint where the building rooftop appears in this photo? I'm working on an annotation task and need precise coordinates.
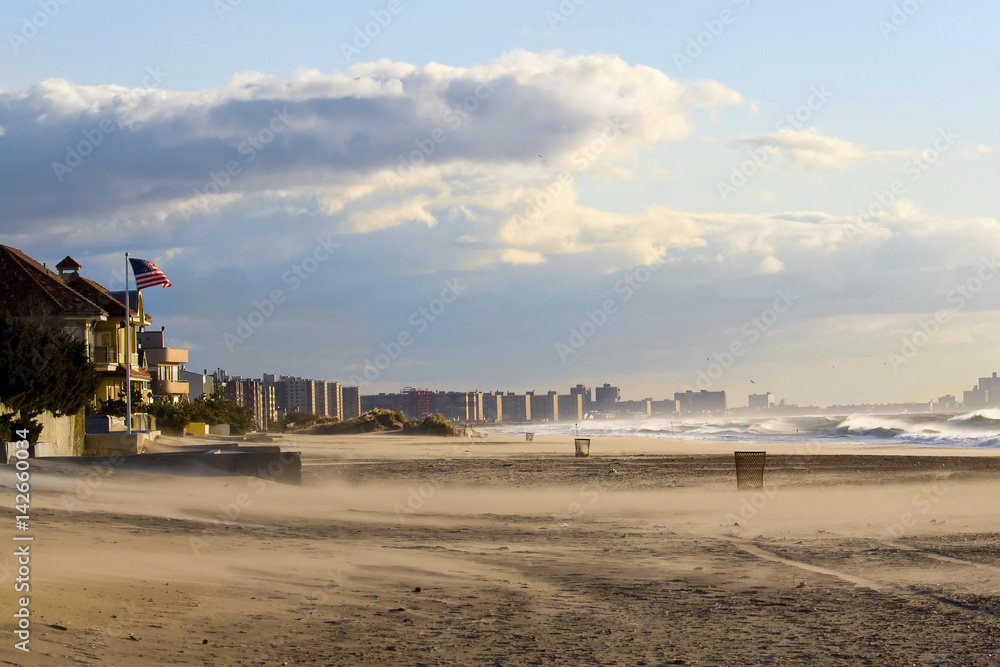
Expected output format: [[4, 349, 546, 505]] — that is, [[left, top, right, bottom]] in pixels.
[[0, 245, 107, 319]]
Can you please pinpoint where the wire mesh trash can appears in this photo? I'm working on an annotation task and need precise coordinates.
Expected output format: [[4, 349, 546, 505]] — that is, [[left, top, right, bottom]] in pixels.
[[574, 438, 591, 457], [734, 451, 766, 489], [525, 433, 534, 442]]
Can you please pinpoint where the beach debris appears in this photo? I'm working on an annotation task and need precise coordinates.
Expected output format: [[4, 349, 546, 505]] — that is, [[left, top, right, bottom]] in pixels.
[[413, 587, 422, 592], [797, 582, 806, 588], [127, 634, 140, 641], [48, 624, 68, 631], [202, 639, 209, 644]]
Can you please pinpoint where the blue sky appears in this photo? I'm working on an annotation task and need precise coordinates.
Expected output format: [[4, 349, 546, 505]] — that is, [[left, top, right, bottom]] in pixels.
[[2, 1, 999, 406]]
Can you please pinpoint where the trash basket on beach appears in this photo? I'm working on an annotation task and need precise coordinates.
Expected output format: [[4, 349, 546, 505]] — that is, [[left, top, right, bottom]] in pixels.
[[574, 438, 591, 457], [734, 451, 766, 489], [525, 433, 534, 442]]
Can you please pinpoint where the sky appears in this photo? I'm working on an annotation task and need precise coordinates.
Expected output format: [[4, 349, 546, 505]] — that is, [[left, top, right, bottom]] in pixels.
[[1, 0, 998, 407]]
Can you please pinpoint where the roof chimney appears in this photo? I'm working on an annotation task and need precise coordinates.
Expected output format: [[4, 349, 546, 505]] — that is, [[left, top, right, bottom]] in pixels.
[[55, 255, 82, 282]]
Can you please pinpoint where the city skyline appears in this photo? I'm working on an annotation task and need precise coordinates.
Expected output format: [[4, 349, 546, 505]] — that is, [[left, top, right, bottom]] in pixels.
[[2, 2, 999, 406]]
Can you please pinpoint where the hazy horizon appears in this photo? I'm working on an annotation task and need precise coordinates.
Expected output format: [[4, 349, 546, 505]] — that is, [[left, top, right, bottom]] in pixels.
[[2, 1, 998, 407]]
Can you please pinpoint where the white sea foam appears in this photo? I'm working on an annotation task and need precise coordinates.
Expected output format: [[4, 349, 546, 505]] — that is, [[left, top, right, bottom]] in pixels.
[[485, 412, 1000, 448]]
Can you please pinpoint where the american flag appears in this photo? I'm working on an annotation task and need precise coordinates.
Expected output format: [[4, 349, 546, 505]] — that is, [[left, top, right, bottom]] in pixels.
[[129, 257, 172, 290]]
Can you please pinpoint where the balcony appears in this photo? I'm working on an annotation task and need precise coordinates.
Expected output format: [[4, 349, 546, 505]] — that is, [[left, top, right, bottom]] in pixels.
[[93, 345, 117, 365], [143, 347, 189, 366], [151, 379, 189, 396]]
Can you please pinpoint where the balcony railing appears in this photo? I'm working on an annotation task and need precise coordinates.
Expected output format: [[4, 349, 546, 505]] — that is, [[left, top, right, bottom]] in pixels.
[[93, 345, 117, 365]]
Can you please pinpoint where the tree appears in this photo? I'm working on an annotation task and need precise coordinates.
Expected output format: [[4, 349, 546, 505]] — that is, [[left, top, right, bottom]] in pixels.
[[145, 392, 255, 435], [96, 385, 147, 417], [0, 313, 100, 442]]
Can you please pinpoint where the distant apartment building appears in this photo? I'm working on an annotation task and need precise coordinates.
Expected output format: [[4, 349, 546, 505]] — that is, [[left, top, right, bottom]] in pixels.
[[594, 383, 621, 410], [964, 386, 988, 409], [651, 399, 679, 416], [325, 382, 343, 421], [675, 390, 726, 415], [501, 393, 531, 422], [178, 368, 214, 400], [558, 393, 584, 422], [934, 394, 957, 411], [529, 391, 558, 422], [467, 391, 484, 422], [483, 392, 503, 422], [570, 384, 593, 412], [342, 386, 362, 419], [979, 373, 1000, 407], [272, 376, 319, 415], [616, 398, 652, 418], [224, 377, 277, 431], [748, 392, 774, 410], [428, 391, 479, 422]]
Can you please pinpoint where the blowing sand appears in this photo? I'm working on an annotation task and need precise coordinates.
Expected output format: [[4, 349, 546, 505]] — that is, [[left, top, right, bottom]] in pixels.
[[3, 434, 1000, 665]]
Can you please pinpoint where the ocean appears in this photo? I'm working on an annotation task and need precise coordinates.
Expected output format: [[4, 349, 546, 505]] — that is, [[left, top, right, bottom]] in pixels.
[[484, 410, 1000, 449]]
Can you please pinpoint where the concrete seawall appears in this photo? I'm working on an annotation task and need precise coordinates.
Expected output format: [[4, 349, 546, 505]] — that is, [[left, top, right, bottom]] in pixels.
[[30, 447, 301, 485]]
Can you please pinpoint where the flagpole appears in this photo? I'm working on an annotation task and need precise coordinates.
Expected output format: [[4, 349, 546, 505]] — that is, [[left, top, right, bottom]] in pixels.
[[125, 252, 132, 436]]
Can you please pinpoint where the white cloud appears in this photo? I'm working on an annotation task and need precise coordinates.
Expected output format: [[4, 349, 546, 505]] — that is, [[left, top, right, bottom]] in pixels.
[[734, 128, 910, 170], [0, 50, 742, 240], [500, 248, 546, 265]]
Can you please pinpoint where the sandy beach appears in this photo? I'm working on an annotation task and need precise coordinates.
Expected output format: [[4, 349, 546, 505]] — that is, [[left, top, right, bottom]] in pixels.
[[4, 434, 1000, 665]]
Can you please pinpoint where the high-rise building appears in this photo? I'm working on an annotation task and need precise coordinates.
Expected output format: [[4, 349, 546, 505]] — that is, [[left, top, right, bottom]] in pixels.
[[675, 390, 726, 414], [483, 392, 504, 422], [748, 392, 774, 410], [529, 391, 558, 422], [570, 384, 592, 411], [326, 382, 343, 420], [501, 393, 531, 422], [558, 393, 584, 422], [979, 373, 1000, 407], [342, 386, 362, 419], [595, 383, 620, 409]]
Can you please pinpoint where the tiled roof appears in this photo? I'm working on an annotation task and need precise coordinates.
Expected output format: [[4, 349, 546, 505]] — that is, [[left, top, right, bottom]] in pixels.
[[69, 277, 149, 322], [0, 245, 107, 319]]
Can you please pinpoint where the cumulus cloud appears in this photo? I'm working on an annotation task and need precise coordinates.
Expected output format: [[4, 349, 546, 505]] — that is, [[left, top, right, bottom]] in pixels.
[[0, 50, 741, 241], [734, 128, 909, 170]]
